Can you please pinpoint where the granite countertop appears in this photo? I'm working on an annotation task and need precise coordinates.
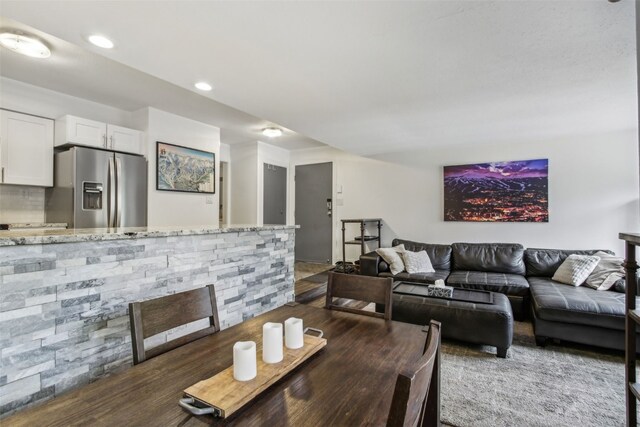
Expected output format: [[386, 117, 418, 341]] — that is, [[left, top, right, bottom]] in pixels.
[[0, 224, 298, 246]]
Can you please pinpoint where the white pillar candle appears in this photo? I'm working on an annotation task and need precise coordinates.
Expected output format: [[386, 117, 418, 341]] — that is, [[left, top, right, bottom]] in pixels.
[[263, 322, 284, 364], [233, 341, 257, 381], [284, 317, 304, 349], [434, 279, 445, 287]]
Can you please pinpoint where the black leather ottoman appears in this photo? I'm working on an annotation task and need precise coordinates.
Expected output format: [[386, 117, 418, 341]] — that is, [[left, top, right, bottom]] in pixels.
[[388, 285, 514, 358]]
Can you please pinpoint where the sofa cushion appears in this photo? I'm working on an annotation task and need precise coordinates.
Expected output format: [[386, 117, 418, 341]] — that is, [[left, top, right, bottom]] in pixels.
[[451, 243, 525, 275], [525, 248, 613, 277], [446, 270, 529, 296], [392, 239, 452, 271], [529, 277, 634, 330], [379, 269, 449, 285]]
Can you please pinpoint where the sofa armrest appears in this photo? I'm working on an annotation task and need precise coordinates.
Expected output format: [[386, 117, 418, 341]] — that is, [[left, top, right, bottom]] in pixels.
[[360, 251, 382, 277]]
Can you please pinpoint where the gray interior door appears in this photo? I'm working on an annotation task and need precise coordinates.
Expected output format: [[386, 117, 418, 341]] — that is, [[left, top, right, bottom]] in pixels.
[[263, 163, 287, 225], [295, 162, 332, 263]]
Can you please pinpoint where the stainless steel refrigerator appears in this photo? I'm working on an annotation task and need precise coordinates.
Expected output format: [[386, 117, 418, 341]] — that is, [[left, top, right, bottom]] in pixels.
[[46, 146, 147, 228]]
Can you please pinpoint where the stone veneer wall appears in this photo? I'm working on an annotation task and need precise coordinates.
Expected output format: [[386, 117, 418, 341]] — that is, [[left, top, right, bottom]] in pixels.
[[0, 229, 295, 417]]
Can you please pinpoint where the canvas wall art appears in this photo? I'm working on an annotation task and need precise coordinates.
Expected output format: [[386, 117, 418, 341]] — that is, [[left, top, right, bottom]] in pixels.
[[156, 141, 215, 194], [443, 159, 548, 222]]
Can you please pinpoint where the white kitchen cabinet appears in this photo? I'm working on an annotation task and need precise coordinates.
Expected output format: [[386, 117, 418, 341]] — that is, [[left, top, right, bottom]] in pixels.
[[0, 110, 54, 186], [55, 115, 145, 156], [107, 124, 144, 155], [55, 115, 107, 149]]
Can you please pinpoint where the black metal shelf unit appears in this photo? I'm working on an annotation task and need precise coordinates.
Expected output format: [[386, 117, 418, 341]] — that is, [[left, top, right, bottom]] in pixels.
[[341, 218, 382, 270], [621, 232, 640, 426]]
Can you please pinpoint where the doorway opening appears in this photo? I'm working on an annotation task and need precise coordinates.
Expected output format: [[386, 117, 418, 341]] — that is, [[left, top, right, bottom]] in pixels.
[[263, 163, 287, 225]]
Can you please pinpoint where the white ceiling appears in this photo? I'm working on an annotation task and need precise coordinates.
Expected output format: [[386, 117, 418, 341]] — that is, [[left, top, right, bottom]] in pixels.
[[0, 0, 636, 156], [0, 17, 324, 150]]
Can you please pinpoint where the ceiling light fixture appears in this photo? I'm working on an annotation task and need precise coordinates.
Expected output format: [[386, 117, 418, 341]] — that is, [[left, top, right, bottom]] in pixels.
[[88, 35, 114, 49], [262, 127, 283, 138], [0, 32, 50, 58], [194, 82, 213, 91]]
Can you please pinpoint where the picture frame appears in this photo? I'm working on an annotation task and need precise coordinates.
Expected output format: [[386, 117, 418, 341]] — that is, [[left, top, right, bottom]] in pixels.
[[156, 141, 215, 194], [443, 158, 548, 222]]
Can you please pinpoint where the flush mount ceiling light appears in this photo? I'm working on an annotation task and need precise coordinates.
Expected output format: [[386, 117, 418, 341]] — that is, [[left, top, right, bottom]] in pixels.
[[262, 127, 283, 138], [0, 32, 50, 58], [88, 34, 114, 49], [194, 82, 213, 91]]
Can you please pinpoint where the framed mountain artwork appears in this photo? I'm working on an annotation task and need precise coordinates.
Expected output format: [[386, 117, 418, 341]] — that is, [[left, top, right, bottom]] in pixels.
[[443, 159, 548, 222], [156, 141, 215, 194]]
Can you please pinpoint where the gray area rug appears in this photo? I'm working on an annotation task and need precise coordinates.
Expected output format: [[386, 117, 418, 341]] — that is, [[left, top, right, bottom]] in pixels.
[[440, 321, 625, 427]]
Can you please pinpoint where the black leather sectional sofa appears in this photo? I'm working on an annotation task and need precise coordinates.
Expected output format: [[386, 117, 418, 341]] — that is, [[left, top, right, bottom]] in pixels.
[[360, 238, 639, 352]]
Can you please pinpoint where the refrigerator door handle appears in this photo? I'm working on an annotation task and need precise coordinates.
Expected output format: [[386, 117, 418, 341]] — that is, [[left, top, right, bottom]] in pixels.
[[116, 157, 123, 228], [108, 157, 116, 228]]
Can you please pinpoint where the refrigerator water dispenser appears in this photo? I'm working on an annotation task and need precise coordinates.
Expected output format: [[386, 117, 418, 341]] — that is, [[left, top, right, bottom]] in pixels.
[[82, 182, 103, 210]]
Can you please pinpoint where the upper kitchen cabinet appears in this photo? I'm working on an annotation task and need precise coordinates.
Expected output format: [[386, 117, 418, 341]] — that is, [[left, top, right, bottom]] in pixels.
[[0, 110, 54, 187], [56, 115, 107, 149], [107, 124, 144, 155], [55, 115, 145, 156]]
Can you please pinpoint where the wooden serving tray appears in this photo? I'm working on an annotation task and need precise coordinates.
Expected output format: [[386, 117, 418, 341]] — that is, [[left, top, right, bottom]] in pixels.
[[183, 334, 327, 418]]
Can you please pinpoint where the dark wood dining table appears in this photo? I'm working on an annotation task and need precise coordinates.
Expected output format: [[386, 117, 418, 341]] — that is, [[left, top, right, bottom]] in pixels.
[[5, 303, 428, 427]]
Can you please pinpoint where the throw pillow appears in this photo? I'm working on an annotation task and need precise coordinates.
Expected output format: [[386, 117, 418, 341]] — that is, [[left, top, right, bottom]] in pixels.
[[585, 251, 625, 291], [552, 254, 601, 286], [401, 250, 435, 274], [376, 244, 406, 275]]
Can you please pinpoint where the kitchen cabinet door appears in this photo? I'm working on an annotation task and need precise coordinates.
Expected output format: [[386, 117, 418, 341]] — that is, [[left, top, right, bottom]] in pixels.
[[107, 124, 144, 155], [57, 115, 107, 149], [0, 110, 54, 186]]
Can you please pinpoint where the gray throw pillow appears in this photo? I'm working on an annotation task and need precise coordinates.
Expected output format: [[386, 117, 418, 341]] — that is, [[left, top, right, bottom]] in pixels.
[[552, 254, 600, 286], [585, 251, 624, 291], [612, 278, 626, 293]]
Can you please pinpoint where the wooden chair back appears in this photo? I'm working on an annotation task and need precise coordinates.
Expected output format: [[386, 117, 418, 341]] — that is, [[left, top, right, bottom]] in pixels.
[[325, 272, 393, 320], [129, 285, 220, 364], [387, 320, 442, 427]]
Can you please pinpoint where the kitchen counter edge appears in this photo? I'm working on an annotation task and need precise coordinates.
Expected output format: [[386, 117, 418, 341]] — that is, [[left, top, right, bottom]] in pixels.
[[0, 225, 299, 247]]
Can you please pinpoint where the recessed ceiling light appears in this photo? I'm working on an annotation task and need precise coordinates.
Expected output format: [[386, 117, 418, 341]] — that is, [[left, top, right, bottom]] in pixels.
[[0, 33, 50, 58], [88, 35, 114, 49], [195, 82, 213, 91], [262, 128, 283, 138]]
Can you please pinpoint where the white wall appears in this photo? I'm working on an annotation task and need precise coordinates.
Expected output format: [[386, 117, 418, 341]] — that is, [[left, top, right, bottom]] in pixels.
[[230, 142, 258, 224], [290, 129, 640, 261], [0, 77, 133, 126], [139, 107, 221, 227]]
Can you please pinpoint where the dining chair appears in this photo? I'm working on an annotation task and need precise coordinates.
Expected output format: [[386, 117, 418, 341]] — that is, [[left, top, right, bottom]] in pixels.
[[386, 320, 442, 427], [129, 284, 220, 365], [325, 271, 393, 320]]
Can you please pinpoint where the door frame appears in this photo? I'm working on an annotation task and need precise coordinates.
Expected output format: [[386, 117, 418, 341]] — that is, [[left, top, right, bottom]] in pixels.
[[291, 160, 335, 264], [219, 161, 230, 225]]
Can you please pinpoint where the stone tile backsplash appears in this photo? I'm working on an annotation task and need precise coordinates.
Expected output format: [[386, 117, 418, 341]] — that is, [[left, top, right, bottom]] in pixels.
[[0, 229, 295, 417], [0, 186, 45, 224]]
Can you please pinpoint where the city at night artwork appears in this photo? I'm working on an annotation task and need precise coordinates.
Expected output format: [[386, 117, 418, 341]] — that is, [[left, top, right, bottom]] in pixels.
[[444, 159, 548, 222]]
